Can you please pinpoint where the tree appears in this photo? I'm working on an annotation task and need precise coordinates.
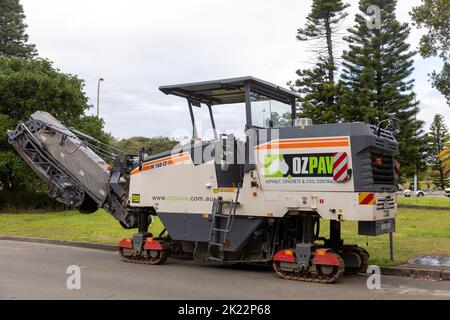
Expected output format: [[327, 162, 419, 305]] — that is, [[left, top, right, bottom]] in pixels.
[[0, 57, 90, 122], [270, 111, 292, 128], [428, 114, 449, 189], [113, 136, 179, 155], [339, 0, 426, 175], [72, 115, 114, 145], [290, 0, 349, 123], [0, 56, 105, 208], [0, 2, 112, 209], [411, 0, 450, 106], [0, 0, 37, 58]]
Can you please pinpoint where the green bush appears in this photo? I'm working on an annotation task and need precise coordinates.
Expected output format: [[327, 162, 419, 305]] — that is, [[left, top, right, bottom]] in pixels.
[[0, 190, 65, 212]]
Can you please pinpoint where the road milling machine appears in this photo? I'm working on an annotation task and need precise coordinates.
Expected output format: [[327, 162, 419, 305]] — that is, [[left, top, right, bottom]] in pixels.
[[8, 77, 398, 283]]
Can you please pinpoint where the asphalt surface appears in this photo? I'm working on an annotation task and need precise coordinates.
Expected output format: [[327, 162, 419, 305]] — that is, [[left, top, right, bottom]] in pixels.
[[0, 240, 449, 300]]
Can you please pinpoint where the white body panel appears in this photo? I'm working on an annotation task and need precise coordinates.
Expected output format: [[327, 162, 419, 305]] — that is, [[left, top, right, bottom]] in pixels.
[[128, 137, 396, 222], [129, 152, 216, 214]]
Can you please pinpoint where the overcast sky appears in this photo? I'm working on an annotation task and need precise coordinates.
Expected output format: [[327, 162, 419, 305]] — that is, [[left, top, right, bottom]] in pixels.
[[21, 0, 449, 140]]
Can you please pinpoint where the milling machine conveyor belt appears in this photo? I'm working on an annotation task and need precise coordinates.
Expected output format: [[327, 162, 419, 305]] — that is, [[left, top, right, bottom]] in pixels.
[[7, 111, 111, 213]]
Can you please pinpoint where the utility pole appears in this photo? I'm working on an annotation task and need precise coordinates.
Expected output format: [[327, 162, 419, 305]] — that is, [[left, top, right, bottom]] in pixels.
[[413, 95, 418, 196], [96, 78, 104, 118]]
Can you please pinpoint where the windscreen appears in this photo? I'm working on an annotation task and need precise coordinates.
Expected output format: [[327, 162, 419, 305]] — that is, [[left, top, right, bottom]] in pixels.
[[250, 92, 292, 128]]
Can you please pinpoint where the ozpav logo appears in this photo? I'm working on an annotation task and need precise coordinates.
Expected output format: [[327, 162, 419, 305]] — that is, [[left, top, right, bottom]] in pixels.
[[264, 152, 350, 182]]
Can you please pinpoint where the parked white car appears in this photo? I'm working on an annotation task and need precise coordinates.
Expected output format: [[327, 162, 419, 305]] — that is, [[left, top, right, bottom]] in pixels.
[[445, 188, 450, 197], [403, 189, 426, 197]]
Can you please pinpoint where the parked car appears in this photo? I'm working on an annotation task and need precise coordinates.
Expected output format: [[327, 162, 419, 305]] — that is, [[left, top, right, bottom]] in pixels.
[[403, 189, 426, 197], [445, 188, 450, 197]]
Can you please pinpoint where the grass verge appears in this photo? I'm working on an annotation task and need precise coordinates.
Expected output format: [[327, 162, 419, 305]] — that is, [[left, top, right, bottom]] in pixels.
[[397, 196, 450, 208], [0, 210, 164, 244]]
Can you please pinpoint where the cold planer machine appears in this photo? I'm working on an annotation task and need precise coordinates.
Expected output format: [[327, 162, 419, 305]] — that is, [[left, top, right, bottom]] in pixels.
[[8, 77, 398, 283]]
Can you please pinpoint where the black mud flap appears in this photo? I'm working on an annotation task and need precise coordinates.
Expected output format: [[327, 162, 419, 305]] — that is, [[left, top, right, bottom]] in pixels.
[[358, 218, 395, 236]]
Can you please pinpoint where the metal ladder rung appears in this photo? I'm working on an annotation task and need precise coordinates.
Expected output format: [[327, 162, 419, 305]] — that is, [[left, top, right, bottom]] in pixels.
[[206, 256, 224, 262], [208, 242, 224, 247], [212, 228, 231, 233], [219, 201, 240, 205], [215, 213, 230, 218]]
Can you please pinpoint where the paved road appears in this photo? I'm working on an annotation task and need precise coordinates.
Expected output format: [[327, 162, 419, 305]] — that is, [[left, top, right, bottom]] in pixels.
[[0, 240, 449, 300]]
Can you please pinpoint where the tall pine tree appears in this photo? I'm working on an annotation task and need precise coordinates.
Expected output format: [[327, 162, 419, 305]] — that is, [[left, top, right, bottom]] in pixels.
[[290, 0, 349, 124], [339, 0, 425, 176], [411, 0, 450, 106], [428, 114, 449, 189], [0, 0, 37, 58]]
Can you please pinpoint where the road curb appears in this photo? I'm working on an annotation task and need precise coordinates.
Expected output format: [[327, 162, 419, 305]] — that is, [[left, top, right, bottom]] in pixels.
[[0, 235, 117, 251], [381, 266, 449, 281]]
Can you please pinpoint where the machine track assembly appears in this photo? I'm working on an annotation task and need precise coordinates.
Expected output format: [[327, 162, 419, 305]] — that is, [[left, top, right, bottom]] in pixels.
[[341, 246, 369, 274], [118, 232, 171, 265], [119, 248, 169, 265], [273, 252, 345, 284]]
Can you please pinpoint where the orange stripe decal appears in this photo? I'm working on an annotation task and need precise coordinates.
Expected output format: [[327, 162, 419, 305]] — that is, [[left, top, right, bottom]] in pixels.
[[256, 137, 349, 150], [130, 153, 190, 175], [142, 153, 186, 168]]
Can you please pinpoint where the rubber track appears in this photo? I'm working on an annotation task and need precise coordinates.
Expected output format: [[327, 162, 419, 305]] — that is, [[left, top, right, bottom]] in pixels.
[[273, 254, 345, 284], [119, 248, 169, 265], [355, 247, 369, 273]]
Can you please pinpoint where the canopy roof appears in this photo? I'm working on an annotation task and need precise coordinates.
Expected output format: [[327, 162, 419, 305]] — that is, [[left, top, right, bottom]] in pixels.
[[159, 76, 299, 106]]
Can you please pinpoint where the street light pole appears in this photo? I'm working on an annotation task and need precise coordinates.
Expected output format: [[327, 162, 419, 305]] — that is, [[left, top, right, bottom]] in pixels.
[[413, 94, 418, 196], [96, 78, 104, 118]]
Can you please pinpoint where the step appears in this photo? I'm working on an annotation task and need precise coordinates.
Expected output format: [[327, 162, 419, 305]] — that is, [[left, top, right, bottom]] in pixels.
[[212, 228, 231, 233], [218, 200, 233, 204], [214, 213, 231, 218], [206, 256, 224, 262], [219, 200, 240, 205], [208, 242, 224, 247]]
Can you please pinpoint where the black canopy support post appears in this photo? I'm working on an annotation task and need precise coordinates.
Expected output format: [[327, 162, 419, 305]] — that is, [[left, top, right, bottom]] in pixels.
[[244, 82, 252, 130], [291, 98, 297, 126], [207, 104, 218, 140], [187, 100, 199, 140], [244, 82, 253, 169]]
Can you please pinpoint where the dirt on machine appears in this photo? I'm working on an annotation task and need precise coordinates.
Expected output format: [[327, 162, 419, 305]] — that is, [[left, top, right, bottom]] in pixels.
[[7, 76, 399, 283]]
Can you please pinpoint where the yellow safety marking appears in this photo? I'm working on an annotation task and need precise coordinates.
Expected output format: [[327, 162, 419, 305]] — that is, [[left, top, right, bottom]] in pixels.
[[213, 188, 235, 193], [358, 192, 376, 205], [131, 194, 141, 203]]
